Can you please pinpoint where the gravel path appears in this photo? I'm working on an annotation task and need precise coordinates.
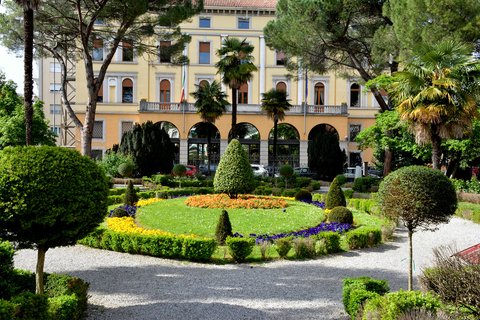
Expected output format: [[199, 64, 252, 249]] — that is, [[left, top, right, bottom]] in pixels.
[[13, 217, 480, 320]]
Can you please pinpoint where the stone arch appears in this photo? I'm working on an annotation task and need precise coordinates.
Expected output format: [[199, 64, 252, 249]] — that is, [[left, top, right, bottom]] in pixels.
[[158, 121, 180, 163], [229, 122, 261, 164], [268, 123, 300, 167], [188, 122, 221, 168]]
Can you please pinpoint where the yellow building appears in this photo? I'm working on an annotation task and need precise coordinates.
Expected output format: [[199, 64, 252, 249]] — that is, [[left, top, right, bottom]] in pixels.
[[40, 0, 381, 170]]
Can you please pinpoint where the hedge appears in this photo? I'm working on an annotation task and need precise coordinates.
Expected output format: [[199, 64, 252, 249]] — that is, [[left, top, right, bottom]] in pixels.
[[79, 228, 217, 261], [342, 277, 390, 319], [345, 227, 382, 250], [107, 187, 215, 205], [312, 232, 341, 254]]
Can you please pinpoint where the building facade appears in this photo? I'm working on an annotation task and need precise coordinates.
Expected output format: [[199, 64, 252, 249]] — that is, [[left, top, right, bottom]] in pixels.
[[38, 0, 381, 169]]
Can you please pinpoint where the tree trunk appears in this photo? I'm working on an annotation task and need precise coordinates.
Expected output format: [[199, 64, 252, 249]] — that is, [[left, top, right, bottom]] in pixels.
[[383, 147, 393, 176], [230, 88, 238, 140], [431, 129, 442, 170], [23, 7, 34, 146], [273, 115, 278, 177], [36, 246, 48, 294], [207, 123, 212, 176], [81, 102, 96, 157], [408, 229, 413, 291]]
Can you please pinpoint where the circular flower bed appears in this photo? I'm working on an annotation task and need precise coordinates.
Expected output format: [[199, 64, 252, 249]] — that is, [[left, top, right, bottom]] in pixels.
[[185, 194, 288, 209]]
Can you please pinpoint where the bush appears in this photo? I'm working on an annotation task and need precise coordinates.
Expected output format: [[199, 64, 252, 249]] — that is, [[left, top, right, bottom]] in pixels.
[[124, 180, 139, 206], [345, 227, 382, 250], [281, 189, 297, 197], [295, 177, 312, 188], [226, 237, 255, 262], [313, 232, 341, 254], [275, 237, 292, 258], [343, 189, 354, 199], [109, 206, 132, 218], [335, 174, 347, 185], [0, 241, 14, 299], [295, 189, 312, 202], [99, 152, 134, 178], [182, 238, 217, 262], [10, 291, 49, 320], [362, 290, 441, 320], [352, 176, 379, 193], [293, 237, 315, 259], [215, 210, 233, 245], [326, 177, 346, 209], [117, 161, 135, 178], [0, 299, 16, 320], [342, 277, 390, 319], [172, 164, 187, 177], [214, 139, 255, 198], [107, 195, 124, 205], [328, 206, 353, 224]]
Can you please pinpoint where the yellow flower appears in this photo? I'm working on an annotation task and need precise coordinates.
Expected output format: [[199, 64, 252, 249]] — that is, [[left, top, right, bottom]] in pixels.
[[137, 198, 163, 207]]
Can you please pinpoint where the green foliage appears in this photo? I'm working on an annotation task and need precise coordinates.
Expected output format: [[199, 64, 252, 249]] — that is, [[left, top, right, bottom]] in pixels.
[[313, 232, 341, 254], [362, 290, 441, 320], [10, 292, 49, 320], [214, 139, 255, 198], [378, 166, 457, 231], [334, 174, 347, 186], [326, 177, 346, 209], [293, 237, 315, 259], [0, 299, 16, 320], [0, 241, 14, 298], [215, 210, 233, 245], [117, 162, 135, 178], [343, 277, 390, 319], [172, 164, 187, 177], [452, 178, 480, 194], [182, 238, 217, 262], [328, 206, 353, 224], [191, 80, 228, 123], [279, 165, 294, 188], [348, 198, 381, 217], [110, 207, 130, 218], [294, 189, 312, 202], [123, 180, 139, 206], [353, 177, 381, 193], [119, 121, 175, 176], [225, 236, 255, 262], [47, 294, 79, 320], [99, 152, 135, 178], [308, 127, 346, 181], [345, 227, 382, 250], [274, 237, 292, 258]]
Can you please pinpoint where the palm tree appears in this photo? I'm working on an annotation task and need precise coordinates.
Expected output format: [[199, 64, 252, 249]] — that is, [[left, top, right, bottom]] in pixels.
[[15, 0, 40, 146], [191, 80, 229, 175], [215, 37, 257, 140], [261, 88, 292, 175], [390, 41, 480, 170]]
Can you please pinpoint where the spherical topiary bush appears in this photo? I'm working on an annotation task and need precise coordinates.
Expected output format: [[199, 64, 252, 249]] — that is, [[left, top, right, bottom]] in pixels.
[[0, 146, 109, 294], [279, 164, 294, 188], [214, 139, 255, 199], [378, 165, 457, 290], [172, 164, 187, 177], [295, 189, 312, 202], [117, 161, 134, 178], [328, 206, 353, 224], [215, 210, 233, 245], [326, 176, 346, 209]]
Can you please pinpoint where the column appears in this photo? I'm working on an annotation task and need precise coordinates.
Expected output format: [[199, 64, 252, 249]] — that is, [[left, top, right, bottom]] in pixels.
[[299, 140, 308, 167], [220, 139, 228, 157], [182, 45, 189, 100], [179, 139, 188, 164], [297, 67, 304, 105], [259, 35, 266, 96], [260, 140, 269, 166]]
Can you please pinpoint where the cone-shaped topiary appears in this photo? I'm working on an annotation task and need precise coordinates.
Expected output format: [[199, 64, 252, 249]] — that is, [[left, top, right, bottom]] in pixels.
[[214, 139, 255, 198], [326, 176, 346, 209], [215, 210, 233, 245], [124, 180, 139, 206]]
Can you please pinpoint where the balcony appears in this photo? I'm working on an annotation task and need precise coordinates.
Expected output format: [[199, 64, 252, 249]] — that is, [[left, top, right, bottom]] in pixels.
[[139, 101, 348, 116]]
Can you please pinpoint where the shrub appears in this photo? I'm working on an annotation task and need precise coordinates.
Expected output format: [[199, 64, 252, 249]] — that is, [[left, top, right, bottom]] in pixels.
[[295, 177, 312, 188], [343, 189, 354, 199], [215, 210, 233, 245], [353, 176, 379, 193], [226, 237, 255, 262], [99, 152, 134, 178], [279, 165, 294, 188], [345, 227, 382, 249], [107, 195, 124, 205], [335, 174, 347, 185], [172, 164, 187, 177], [362, 290, 441, 320], [326, 176, 346, 209], [275, 237, 292, 258], [313, 232, 341, 254], [328, 206, 354, 224], [311, 181, 321, 190], [0, 300, 16, 320], [295, 189, 312, 202], [124, 180, 139, 206], [293, 237, 315, 259], [117, 161, 135, 178], [342, 277, 390, 319], [182, 238, 217, 261], [0, 241, 14, 299], [10, 291, 49, 320], [48, 294, 79, 320], [109, 206, 134, 218]]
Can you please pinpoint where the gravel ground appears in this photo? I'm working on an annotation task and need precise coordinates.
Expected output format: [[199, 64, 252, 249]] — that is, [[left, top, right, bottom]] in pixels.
[[13, 217, 480, 320]]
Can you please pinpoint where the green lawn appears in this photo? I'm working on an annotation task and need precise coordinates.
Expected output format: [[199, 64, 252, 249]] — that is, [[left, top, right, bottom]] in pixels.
[[456, 202, 480, 224], [136, 197, 325, 238]]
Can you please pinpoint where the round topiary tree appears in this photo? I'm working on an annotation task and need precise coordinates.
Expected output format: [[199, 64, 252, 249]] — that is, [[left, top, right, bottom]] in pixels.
[[328, 206, 353, 224], [279, 164, 294, 188], [172, 164, 187, 188], [214, 139, 255, 198], [295, 189, 312, 202], [0, 146, 109, 294], [117, 161, 134, 178], [326, 176, 346, 209], [378, 165, 457, 290], [215, 210, 233, 245], [124, 180, 139, 206]]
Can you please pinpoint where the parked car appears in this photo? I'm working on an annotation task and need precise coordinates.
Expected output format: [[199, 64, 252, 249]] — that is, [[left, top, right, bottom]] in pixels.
[[185, 165, 197, 177], [251, 164, 268, 177], [294, 167, 316, 178], [367, 167, 383, 178], [198, 163, 218, 175]]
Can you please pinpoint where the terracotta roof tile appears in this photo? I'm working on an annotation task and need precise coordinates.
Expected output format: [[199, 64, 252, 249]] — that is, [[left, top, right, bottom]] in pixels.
[[204, 0, 277, 9]]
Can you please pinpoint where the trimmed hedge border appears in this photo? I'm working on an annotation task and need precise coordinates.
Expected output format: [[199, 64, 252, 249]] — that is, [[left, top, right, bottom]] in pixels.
[[108, 187, 215, 205], [342, 276, 389, 319], [345, 226, 382, 250]]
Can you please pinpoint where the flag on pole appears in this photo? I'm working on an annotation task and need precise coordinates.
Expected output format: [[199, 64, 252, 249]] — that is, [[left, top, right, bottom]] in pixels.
[[180, 65, 186, 102]]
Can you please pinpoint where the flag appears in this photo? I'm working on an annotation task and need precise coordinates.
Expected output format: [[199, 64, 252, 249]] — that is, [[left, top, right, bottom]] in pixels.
[[180, 65, 186, 102]]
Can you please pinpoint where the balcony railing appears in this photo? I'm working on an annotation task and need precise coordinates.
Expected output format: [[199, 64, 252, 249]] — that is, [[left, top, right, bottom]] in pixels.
[[139, 100, 348, 115]]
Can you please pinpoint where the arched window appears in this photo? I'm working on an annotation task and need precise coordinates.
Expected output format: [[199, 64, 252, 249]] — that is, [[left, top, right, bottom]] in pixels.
[[122, 40, 133, 62], [199, 80, 209, 88], [238, 83, 248, 104], [314, 82, 325, 106], [93, 38, 103, 61], [350, 83, 360, 107], [160, 80, 171, 103], [122, 78, 133, 103], [276, 81, 286, 93]]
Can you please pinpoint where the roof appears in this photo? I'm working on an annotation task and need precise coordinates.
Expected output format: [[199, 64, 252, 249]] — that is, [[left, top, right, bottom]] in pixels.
[[454, 243, 480, 265], [204, 0, 277, 9]]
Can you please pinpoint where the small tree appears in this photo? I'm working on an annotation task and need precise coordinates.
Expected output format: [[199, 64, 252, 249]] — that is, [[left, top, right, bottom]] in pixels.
[[0, 146, 109, 294], [172, 164, 187, 188], [124, 180, 138, 206], [326, 177, 346, 209], [215, 210, 233, 245], [378, 166, 457, 290], [279, 164, 294, 188], [214, 139, 255, 199]]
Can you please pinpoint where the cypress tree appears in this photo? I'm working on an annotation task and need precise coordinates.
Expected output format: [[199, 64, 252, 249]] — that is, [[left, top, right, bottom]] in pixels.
[[215, 210, 233, 245], [124, 180, 139, 206], [326, 177, 346, 209]]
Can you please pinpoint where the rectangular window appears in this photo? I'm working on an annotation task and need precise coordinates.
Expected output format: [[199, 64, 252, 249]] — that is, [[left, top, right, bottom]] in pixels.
[[92, 121, 103, 139], [49, 83, 61, 92], [349, 124, 361, 142], [199, 17, 211, 28], [91, 149, 103, 160], [159, 41, 172, 63], [50, 62, 61, 73], [49, 104, 61, 114], [276, 51, 286, 66], [199, 42, 210, 64], [51, 126, 60, 136], [121, 121, 134, 136], [238, 17, 250, 29], [122, 40, 133, 62], [93, 39, 104, 61]]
